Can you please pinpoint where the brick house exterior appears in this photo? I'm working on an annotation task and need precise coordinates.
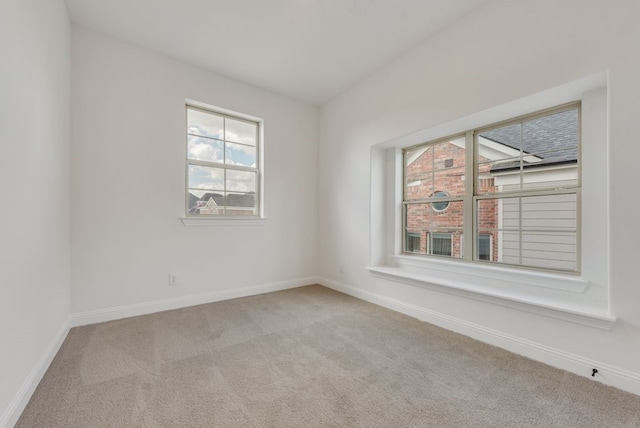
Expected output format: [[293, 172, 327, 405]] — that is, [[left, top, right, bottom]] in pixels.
[[405, 140, 498, 260]]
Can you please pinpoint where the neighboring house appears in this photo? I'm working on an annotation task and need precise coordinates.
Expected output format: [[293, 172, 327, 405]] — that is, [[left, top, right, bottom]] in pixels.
[[189, 192, 256, 216], [188, 192, 201, 212], [405, 108, 578, 271], [405, 136, 498, 260]]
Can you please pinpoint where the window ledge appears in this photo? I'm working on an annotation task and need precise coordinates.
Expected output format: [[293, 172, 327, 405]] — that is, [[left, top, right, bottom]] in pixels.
[[368, 258, 615, 330], [180, 217, 267, 226], [391, 255, 587, 293]]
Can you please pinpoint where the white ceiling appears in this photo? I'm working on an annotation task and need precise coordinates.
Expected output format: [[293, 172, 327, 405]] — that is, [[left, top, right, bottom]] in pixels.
[[64, 0, 488, 106]]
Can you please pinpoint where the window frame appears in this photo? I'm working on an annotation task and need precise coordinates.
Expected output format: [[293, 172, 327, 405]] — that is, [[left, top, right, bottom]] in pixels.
[[402, 102, 581, 274], [368, 75, 613, 329], [184, 101, 264, 220]]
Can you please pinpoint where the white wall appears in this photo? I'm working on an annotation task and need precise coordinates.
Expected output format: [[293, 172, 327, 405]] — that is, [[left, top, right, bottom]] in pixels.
[[319, 0, 640, 392], [0, 0, 71, 424], [71, 28, 319, 316]]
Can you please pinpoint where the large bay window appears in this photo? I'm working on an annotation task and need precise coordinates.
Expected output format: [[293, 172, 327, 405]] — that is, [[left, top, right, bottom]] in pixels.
[[403, 104, 580, 273], [369, 75, 614, 329]]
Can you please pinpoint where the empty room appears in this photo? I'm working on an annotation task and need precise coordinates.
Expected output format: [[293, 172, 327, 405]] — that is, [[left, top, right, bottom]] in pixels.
[[2, 0, 640, 426]]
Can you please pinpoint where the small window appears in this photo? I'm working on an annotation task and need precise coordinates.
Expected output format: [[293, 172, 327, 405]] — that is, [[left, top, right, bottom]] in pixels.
[[460, 233, 492, 261], [431, 191, 450, 212], [186, 104, 261, 217], [430, 233, 452, 256], [478, 234, 492, 261], [406, 233, 421, 253]]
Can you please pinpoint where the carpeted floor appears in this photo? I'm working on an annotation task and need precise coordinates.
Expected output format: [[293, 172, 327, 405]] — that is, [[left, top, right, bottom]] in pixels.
[[16, 285, 640, 427]]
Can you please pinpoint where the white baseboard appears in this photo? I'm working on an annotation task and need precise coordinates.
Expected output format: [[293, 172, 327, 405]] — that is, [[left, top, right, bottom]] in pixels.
[[71, 277, 321, 327], [0, 318, 71, 428], [319, 277, 640, 397]]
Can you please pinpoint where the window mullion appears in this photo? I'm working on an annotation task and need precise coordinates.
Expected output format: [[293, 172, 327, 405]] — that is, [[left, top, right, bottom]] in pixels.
[[463, 130, 474, 261], [475, 187, 579, 199], [187, 159, 257, 173], [576, 188, 582, 273]]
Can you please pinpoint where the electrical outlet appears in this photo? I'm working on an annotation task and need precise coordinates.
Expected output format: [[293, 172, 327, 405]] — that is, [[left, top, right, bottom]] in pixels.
[[169, 274, 177, 285]]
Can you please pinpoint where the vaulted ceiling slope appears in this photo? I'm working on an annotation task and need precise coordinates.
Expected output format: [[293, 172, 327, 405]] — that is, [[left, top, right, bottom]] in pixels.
[[64, 0, 489, 106]]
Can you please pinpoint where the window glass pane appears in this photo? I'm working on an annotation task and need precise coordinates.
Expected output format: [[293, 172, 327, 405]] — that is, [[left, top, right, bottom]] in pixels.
[[521, 231, 577, 271], [521, 193, 577, 230], [477, 194, 577, 271], [187, 136, 224, 163], [188, 192, 224, 215], [521, 174, 578, 191], [223, 192, 257, 216], [433, 167, 465, 197], [522, 109, 578, 158], [405, 171, 433, 201], [188, 109, 224, 139], [477, 108, 579, 193], [226, 169, 256, 193], [477, 197, 500, 230], [476, 154, 519, 195], [405, 201, 463, 258], [405, 147, 433, 199], [188, 165, 224, 191], [433, 138, 465, 170], [406, 201, 463, 231], [226, 118, 257, 146], [405, 137, 464, 201], [479, 122, 522, 151], [225, 142, 256, 167], [405, 145, 432, 170], [498, 229, 521, 265]]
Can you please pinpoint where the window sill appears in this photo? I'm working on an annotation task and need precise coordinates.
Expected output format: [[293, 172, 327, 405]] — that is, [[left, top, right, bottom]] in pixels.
[[180, 217, 267, 226], [391, 255, 587, 293], [367, 256, 615, 330]]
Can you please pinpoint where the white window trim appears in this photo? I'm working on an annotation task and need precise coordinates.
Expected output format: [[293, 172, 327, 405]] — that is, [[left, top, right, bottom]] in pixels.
[[367, 264, 613, 330], [368, 72, 615, 330], [180, 217, 267, 226], [181, 99, 265, 225]]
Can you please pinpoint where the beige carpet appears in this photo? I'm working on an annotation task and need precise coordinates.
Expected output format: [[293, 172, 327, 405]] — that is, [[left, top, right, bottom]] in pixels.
[[17, 285, 640, 427]]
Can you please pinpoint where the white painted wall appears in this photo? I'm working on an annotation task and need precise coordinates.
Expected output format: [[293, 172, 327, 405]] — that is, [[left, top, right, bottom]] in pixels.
[[71, 28, 319, 315], [319, 0, 640, 391], [0, 0, 71, 424], [4, 0, 640, 421]]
